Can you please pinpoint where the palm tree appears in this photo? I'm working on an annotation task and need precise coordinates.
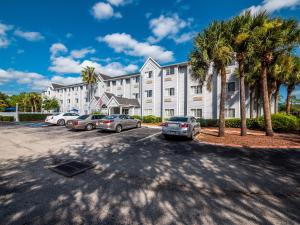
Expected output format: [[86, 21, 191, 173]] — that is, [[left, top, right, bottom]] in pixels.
[[81, 66, 98, 113], [285, 56, 300, 114], [229, 11, 254, 136], [249, 14, 300, 136], [22, 93, 31, 112], [190, 21, 234, 137]]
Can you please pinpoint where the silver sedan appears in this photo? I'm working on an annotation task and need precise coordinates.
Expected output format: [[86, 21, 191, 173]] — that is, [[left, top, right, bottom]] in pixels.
[[161, 116, 201, 140], [96, 114, 141, 133]]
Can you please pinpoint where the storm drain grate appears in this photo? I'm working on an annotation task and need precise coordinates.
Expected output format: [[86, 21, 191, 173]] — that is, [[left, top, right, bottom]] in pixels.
[[49, 160, 94, 177]]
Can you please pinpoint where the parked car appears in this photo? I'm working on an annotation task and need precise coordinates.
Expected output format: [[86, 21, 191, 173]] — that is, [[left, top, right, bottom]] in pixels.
[[96, 114, 141, 133], [45, 113, 80, 126], [66, 114, 106, 131], [161, 116, 201, 140]]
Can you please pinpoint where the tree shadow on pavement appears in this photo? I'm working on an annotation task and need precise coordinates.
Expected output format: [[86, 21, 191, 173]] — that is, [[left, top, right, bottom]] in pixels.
[[0, 139, 299, 225]]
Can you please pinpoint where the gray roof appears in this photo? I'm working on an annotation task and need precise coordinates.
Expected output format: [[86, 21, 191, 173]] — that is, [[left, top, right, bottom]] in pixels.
[[51, 83, 65, 89], [100, 72, 140, 81], [104, 92, 140, 107]]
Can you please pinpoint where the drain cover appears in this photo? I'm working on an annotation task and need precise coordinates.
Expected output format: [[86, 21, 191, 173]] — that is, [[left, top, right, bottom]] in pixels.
[[49, 160, 94, 177]]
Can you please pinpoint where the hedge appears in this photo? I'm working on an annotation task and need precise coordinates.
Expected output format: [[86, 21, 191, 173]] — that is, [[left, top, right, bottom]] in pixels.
[[142, 115, 162, 123], [18, 114, 51, 121], [197, 114, 300, 132], [0, 116, 14, 122]]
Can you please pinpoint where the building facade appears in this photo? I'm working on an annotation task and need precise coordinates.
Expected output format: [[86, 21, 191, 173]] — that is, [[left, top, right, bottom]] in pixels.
[[43, 57, 274, 119]]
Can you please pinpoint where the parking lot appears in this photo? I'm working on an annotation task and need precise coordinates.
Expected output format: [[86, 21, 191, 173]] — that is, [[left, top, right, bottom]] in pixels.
[[0, 123, 300, 225]]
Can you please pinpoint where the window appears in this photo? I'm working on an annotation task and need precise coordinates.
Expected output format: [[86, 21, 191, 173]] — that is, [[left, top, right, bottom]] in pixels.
[[126, 78, 130, 84], [227, 82, 235, 92], [75, 98, 79, 103], [165, 109, 175, 117], [146, 71, 153, 78], [80, 86, 83, 90], [112, 81, 116, 86], [72, 87, 74, 91], [145, 90, 153, 98], [225, 108, 235, 118], [191, 85, 202, 94], [67, 99, 70, 104], [120, 80, 123, 85], [85, 98, 89, 103], [144, 109, 152, 115], [190, 109, 202, 118], [122, 108, 129, 115], [117, 94, 123, 97], [135, 77, 140, 83], [107, 81, 111, 87], [165, 88, 175, 96], [133, 93, 139, 99], [179, 66, 187, 74], [60, 100, 63, 104], [166, 66, 175, 75]]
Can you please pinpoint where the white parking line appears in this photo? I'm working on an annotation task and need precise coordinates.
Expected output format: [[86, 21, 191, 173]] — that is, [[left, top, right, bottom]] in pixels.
[[135, 132, 161, 143]]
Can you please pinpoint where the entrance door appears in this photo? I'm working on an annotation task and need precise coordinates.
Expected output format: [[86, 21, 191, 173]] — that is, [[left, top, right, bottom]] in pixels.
[[122, 108, 129, 115]]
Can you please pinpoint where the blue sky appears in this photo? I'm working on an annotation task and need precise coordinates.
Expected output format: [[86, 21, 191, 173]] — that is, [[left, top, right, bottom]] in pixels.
[[0, 0, 299, 100]]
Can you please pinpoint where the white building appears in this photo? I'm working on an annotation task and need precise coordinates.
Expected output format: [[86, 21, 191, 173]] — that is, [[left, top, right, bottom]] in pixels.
[[43, 57, 273, 119]]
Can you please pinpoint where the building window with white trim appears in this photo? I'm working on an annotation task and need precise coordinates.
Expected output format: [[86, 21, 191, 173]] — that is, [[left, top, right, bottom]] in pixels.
[[135, 77, 140, 83], [112, 81, 116, 86], [145, 90, 153, 98], [126, 78, 130, 84], [165, 88, 175, 96], [75, 98, 79, 103], [120, 80, 123, 85], [133, 93, 139, 99], [190, 109, 202, 118], [225, 108, 235, 118], [67, 99, 70, 104], [227, 82, 235, 92], [144, 109, 152, 115], [191, 85, 202, 94], [146, 71, 153, 78], [166, 66, 175, 75], [165, 109, 174, 117]]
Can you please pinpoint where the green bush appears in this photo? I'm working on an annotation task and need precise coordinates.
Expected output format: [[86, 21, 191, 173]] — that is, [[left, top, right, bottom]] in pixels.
[[196, 114, 300, 132], [132, 115, 142, 120], [142, 115, 162, 123], [0, 116, 14, 122], [19, 114, 51, 121]]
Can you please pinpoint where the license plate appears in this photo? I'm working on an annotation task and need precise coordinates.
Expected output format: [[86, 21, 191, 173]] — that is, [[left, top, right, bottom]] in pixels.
[[168, 123, 178, 128]]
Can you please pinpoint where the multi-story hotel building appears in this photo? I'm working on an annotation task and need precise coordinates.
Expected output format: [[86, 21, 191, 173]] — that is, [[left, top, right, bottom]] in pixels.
[[43, 57, 273, 119]]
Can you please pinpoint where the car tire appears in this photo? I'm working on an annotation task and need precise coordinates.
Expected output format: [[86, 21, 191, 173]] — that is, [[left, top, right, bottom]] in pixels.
[[57, 119, 65, 126], [116, 125, 122, 133], [163, 134, 170, 140], [86, 124, 93, 131], [136, 122, 141, 128]]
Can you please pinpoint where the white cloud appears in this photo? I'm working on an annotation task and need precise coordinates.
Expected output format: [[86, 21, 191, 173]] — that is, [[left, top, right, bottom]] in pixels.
[[51, 76, 82, 85], [14, 29, 44, 41], [107, 0, 132, 6], [0, 22, 13, 48], [97, 33, 174, 63], [50, 43, 68, 58], [174, 31, 196, 44], [91, 2, 122, 20], [245, 0, 300, 14], [70, 47, 96, 59], [49, 57, 81, 74], [148, 14, 189, 43]]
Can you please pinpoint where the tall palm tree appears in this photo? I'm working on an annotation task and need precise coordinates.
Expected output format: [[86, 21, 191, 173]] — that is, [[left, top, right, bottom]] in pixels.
[[22, 93, 31, 112], [190, 21, 234, 137], [285, 56, 300, 114], [81, 66, 98, 112], [229, 11, 253, 136], [249, 14, 300, 136]]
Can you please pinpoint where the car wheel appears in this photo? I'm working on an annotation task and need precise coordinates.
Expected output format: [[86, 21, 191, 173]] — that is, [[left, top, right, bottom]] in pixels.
[[116, 125, 122, 133], [163, 134, 170, 140], [86, 124, 93, 131], [136, 122, 141, 128], [57, 119, 65, 126]]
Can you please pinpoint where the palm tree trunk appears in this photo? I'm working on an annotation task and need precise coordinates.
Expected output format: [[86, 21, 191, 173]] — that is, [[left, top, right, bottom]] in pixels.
[[250, 86, 255, 119], [274, 83, 280, 114], [219, 67, 226, 137], [256, 86, 260, 119], [286, 85, 294, 114], [260, 62, 273, 136], [239, 60, 247, 136]]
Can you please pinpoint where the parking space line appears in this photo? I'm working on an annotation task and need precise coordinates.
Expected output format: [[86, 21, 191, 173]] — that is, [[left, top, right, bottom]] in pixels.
[[135, 132, 161, 142]]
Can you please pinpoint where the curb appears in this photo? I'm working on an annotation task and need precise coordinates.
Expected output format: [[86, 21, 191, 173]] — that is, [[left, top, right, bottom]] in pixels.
[[197, 140, 300, 149]]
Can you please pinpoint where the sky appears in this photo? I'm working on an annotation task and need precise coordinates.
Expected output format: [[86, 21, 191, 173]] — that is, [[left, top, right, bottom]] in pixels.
[[0, 0, 299, 99]]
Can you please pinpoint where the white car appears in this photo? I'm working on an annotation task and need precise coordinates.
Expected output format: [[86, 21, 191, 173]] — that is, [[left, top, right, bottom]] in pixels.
[[45, 113, 80, 126]]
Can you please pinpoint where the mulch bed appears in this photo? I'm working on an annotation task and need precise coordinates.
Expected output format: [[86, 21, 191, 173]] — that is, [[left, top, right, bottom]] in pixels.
[[197, 127, 300, 148]]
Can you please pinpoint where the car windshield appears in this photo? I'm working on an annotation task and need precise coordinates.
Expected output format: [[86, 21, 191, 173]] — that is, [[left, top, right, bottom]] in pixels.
[[168, 117, 188, 122], [77, 115, 90, 120], [104, 115, 118, 119]]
